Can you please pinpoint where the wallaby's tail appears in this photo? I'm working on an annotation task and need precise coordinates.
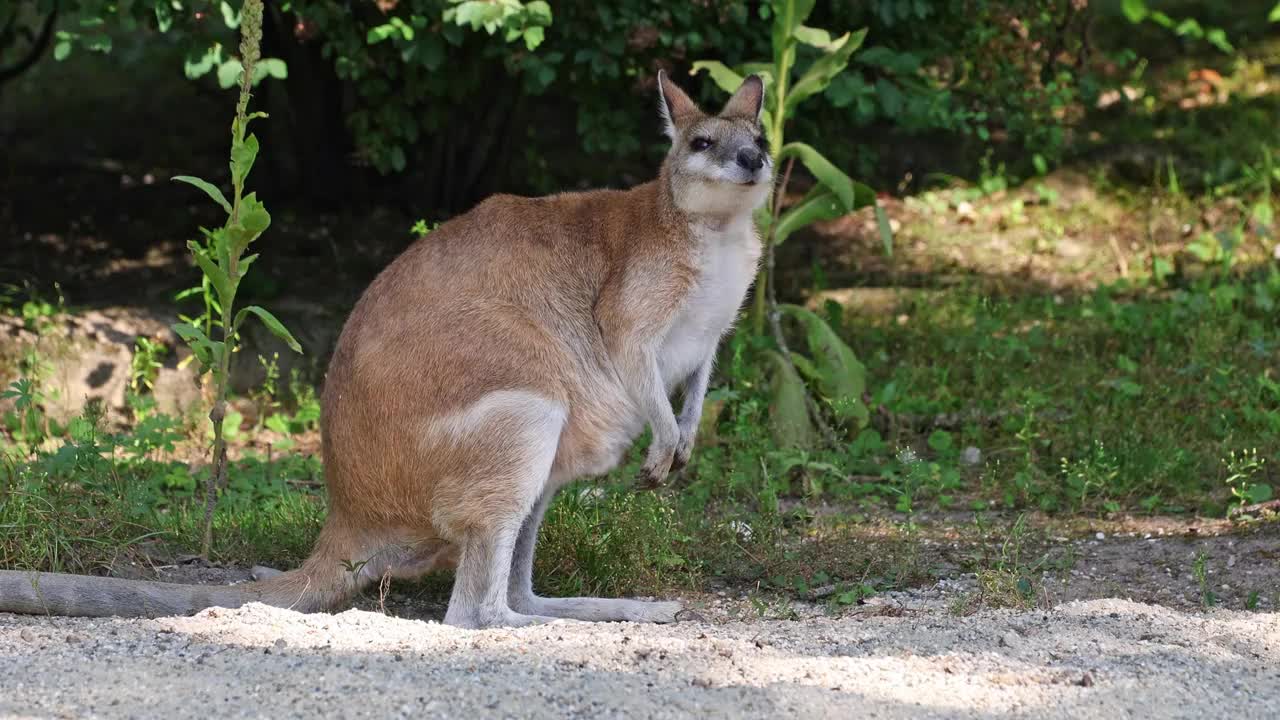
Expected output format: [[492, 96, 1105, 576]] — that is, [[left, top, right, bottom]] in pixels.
[[0, 568, 266, 617], [0, 518, 372, 618]]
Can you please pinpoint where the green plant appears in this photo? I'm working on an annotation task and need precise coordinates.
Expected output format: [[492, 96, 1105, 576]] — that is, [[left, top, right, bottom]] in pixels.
[[129, 337, 168, 394], [263, 373, 321, 452], [1059, 442, 1122, 513], [170, 0, 301, 559], [1193, 549, 1217, 608], [1120, 0, 1234, 53], [695, 2, 877, 327], [693, 0, 879, 449], [410, 219, 438, 239], [1223, 448, 1271, 510], [958, 513, 1044, 612], [1, 377, 48, 451]]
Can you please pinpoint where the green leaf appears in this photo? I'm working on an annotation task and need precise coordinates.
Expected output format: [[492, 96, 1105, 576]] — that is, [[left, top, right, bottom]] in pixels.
[[239, 253, 260, 278], [875, 203, 894, 258], [690, 60, 744, 95], [188, 241, 234, 310], [83, 35, 112, 53], [773, 188, 845, 245], [792, 25, 834, 50], [254, 58, 288, 83], [173, 176, 232, 214], [786, 28, 868, 117], [1205, 28, 1233, 53], [1121, 0, 1148, 23], [221, 1, 239, 28], [525, 1, 553, 24], [773, 0, 817, 36], [54, 40, 72, 61], [1109, 379, 1144, 397], [367, 17, 416, 44], [790, 352, 820, 384], [231, 133, 260, 187], [1270, 3, 1280, 22], [171, 322, 221, 368], [766, 350, 818, 449], [217, 59, 242, 89], [779, 304, 869, 428], [523, 26, 545, 51], [154, 5, 173, 32], [239, 194, 271, 234], [1246, 483, 1274, 504], [234, 306, 302, 353], [184, 45, 223, 80], [225, 194, 271, 258], [778, 142, 862, 211]]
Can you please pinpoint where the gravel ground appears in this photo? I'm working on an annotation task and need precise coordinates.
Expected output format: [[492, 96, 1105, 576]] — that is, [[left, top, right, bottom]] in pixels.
[[1, 595, 1275, 719]]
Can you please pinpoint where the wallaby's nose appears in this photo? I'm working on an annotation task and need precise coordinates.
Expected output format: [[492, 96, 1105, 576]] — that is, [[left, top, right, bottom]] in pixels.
[[736, 147, 764, 171]]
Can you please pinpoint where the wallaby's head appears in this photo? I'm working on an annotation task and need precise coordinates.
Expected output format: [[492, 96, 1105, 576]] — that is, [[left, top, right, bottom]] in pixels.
[[657, 70, 772, 218]]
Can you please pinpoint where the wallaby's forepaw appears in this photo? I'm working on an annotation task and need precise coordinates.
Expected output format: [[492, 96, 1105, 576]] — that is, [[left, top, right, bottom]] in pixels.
[[637, 447, 675, 488], [670, 435, 695, 473]]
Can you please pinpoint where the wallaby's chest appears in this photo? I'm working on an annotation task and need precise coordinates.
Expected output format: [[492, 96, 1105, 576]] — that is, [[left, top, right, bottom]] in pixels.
[[659, 221, 761, 391]]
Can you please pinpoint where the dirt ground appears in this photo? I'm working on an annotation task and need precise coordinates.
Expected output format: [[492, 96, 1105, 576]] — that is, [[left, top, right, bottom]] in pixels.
[[1, 596, 1275, 719], [1, 519, 1276, 719]]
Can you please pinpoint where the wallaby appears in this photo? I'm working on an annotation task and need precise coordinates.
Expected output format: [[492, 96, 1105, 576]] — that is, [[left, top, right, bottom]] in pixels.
[[0, 71, 772, 629]]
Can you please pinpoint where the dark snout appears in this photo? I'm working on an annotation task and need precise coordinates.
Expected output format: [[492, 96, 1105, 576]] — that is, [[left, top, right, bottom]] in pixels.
[[736, 147, 765, 171]]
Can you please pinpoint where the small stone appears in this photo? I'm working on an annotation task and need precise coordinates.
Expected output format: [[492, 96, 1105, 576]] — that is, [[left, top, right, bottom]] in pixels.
[[1095, 532, 1106, 540], [999, 631, 1020, 648], [65, 633, 85, 644], [20, 628, 35, 643], [274, 638, 288, 650], [1078, 672, 1095, 687], [960, 446, 982, 466]]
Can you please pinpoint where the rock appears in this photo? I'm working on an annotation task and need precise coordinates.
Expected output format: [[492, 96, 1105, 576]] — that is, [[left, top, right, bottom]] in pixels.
[[0, 302, 347, 425], [960, 446, 983, 466]]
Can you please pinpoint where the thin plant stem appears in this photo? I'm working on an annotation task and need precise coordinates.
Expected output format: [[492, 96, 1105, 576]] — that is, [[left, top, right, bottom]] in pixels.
[[200, 0, 263, 560], [765, 157, 839, 449]]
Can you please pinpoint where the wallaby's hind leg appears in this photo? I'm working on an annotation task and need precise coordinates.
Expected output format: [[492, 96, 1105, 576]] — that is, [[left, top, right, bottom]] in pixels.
[[507, 488, 683, 623], [436, 391, 566, 629], [444, 520, 559, 629]]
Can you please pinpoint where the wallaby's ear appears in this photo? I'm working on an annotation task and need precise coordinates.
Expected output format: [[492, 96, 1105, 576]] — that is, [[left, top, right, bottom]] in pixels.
[[657, 69, 701, 139], [720, 74, 764, 121]]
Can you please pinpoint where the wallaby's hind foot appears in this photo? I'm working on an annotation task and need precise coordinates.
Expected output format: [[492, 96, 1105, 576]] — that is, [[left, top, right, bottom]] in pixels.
[[443, 527, 560, 629], [504, 488, 684, 625]]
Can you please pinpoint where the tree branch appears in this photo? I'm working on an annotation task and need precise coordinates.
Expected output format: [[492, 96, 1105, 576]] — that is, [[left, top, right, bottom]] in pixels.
[[0, 8, 57, 88]]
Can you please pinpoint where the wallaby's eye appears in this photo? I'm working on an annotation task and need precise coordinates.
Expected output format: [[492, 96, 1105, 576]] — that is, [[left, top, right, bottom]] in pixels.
[[689, 137, 713, 152], [754, 135, 768, 151]]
